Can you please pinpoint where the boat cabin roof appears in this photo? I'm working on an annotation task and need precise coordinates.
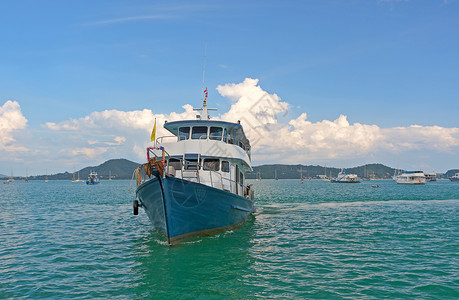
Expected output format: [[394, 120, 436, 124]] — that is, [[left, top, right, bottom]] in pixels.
[[164, 120, 251, 150]]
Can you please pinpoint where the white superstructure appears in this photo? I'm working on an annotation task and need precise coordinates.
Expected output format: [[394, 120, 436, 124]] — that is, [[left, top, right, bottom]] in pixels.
[[395, 171, 426, 185]]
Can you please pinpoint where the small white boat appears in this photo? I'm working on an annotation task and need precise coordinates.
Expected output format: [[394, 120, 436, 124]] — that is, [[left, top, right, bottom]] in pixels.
[[395, 171, 426, 185], [7, 170, 14, 183], [449, 173, 459, 182], [425, 173, 437, 182], [331, 169, 360, 183]]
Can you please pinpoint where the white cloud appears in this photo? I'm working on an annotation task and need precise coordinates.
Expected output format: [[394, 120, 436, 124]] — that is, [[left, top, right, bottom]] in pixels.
[[216, 78, 459, 167], [70, 147, 108, 159], [0, 100, 28, 152], [3, 78, 459, 174]]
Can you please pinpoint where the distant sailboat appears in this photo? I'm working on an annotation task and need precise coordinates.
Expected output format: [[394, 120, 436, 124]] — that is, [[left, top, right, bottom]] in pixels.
[[7, 170, 14, 183], [274, 169, 278, 180], [45, 169, 48, 182], [72, 168, 76, 183], [109, 170, 112, 181], [256, 170, 262, 181], [300, 167, 304, 184], [24, 168, 29, 182]]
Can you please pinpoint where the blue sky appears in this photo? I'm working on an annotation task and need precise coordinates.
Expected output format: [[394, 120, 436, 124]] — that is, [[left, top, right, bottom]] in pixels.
[[1, 0, 458, 176]]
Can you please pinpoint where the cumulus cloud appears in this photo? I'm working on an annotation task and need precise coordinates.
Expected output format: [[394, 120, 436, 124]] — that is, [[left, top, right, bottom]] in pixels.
[[216, 78, 459, 165], [4, 78, 458, 173], [0, 100, 28, 152], [70, 147, 108, 159]]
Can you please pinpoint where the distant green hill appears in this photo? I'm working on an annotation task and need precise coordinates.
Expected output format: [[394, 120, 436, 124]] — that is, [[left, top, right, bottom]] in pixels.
[[6, 159, 456, 181], [29, 159, 141, 181], [246, 163, 396, 179]]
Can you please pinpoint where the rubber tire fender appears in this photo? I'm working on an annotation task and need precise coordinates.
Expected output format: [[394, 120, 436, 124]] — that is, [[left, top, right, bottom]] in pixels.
[[133, 200, 139, 215]]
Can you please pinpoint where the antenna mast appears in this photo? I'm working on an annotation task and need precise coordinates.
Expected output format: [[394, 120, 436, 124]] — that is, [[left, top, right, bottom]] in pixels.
[[194, 42, 217, 119], [201, 42, 207, 101]]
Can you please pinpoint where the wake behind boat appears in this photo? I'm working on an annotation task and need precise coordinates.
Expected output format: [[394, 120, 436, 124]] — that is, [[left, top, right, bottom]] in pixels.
[[133, 96, 255, 245]]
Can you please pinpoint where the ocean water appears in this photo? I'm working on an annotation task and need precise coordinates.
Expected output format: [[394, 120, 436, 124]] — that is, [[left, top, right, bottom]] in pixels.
[[1, 179, 458, 299]]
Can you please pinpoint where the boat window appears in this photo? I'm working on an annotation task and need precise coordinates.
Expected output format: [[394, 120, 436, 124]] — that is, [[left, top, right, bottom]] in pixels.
[[191, 126, 208, 139], [184, 159, 200, 170], [178, 127, 190, 140], [221, 161, 229, 172], [239, 171, 244, 184], [168, 158, 182, 170], [203, 159, 220, 171], [223, 128, 227, 143], [209, 127, 222, 141]]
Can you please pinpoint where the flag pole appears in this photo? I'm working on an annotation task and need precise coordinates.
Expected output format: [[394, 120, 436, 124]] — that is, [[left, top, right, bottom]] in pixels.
[[201, 42, 207, 102]]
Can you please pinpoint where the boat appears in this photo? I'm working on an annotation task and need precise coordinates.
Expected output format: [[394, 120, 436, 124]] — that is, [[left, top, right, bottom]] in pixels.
[[425, 173, 437, 182], [449, 173, 459, 182], [76, 172, 82, 182], [86, 171, 100, 185], [395, 171, 426, 185], [256, 170, 262, 181], [331, 169, 360, 183], [133, 96, 255, 245], [7, 170, 14, 183]]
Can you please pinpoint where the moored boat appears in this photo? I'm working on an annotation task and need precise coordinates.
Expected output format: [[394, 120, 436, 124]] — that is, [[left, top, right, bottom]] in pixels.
[[395, 171, 426, 185], [86, 171, 100, 185], [425, 173, 437, 182], [449, 173, 459, 182], [134, 97, 255, 245], [331, 169, 360, 183]]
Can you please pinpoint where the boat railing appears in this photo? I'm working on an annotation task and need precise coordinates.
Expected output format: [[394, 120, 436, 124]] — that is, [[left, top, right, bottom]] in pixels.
[[155, 136, 177, 144], [135, 146, 249, 195]]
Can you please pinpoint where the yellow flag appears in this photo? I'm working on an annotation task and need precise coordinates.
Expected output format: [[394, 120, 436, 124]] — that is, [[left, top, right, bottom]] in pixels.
[[150, 119, 156, 142]]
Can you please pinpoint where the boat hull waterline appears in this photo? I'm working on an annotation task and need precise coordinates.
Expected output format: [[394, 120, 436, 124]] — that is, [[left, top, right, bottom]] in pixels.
[[136, 171, 255, 245]]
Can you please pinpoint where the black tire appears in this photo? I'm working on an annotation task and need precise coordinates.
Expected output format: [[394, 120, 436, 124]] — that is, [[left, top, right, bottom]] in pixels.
[[133, 200, 139, 215]]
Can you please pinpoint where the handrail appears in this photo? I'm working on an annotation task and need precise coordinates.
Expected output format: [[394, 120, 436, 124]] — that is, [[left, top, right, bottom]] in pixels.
[[146, 146, 247, 193], [155, 135, 177, 144]]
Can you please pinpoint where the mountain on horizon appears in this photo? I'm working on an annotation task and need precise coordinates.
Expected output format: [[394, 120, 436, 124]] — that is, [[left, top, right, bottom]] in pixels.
[[27, 159, 141, 181], [247, 163, 397, 180], [2, 160, 456, 181]]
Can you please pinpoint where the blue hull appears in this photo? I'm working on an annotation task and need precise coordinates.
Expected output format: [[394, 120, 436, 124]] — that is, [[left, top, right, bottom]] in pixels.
[[135, 172, 255, 245]]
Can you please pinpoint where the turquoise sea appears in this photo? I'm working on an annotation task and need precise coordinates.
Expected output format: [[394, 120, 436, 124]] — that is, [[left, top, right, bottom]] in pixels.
[[1, 179, 458, 299]]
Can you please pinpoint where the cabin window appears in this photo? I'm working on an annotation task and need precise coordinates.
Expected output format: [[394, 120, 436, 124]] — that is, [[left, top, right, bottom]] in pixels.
[[191, 126, 208, 139], [178, 127, 190, 140], [209, 127, 223, 141], [221, 161, 229, 173], [203, 159, 220, 171], [223, 128, 227, 143], [168, 158, 182, 170], [239, 171, 244, 184], [184, 159, 200, 170]]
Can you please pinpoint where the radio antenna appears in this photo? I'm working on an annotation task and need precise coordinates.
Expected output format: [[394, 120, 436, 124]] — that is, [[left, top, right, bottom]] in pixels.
[[201, 42, 207, 101]]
